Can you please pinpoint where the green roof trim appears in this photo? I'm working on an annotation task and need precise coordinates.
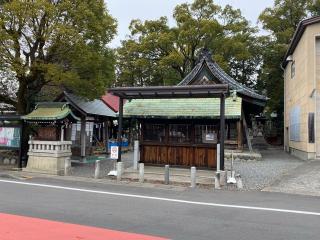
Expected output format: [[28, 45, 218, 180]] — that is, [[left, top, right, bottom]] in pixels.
[[124, 97, 242, 119], [23, 102, 80, 121]]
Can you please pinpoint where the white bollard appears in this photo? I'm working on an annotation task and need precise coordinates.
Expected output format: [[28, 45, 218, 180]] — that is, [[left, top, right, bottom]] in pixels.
[[164, 165, 170, 185], [94, 160, 101, 179], [117, 162, 123, 181], [220, 171, 226, 186], [133, 140, 139, 170], [190, 166, 196, 188], [227, 151, 237, 184], [64, 158, 71, 176], [139, 163, 144, 183], [215, 171, 221, 189], [236, 174, 243, 189]]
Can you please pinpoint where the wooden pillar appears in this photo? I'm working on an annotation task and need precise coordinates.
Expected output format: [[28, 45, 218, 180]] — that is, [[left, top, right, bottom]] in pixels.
[[129, 118, 134, 148], [105, 120, 109, 154], [117, 98, 123, 162], [102, 119, 109, 153], [80, 119, 86, 157], [237, 120, 243, 150], [220, 94, 225, 170]]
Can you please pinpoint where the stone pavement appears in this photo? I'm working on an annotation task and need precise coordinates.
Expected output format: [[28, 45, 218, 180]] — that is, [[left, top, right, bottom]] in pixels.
[[263, 160, 320, 196], [70, 152, 134, 178]]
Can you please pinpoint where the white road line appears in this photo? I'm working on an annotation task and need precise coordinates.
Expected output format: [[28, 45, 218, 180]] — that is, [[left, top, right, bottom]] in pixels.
[[0, 179, 319, 216]]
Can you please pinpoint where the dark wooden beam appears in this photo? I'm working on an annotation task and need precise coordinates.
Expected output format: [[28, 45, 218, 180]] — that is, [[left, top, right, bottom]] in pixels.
[[109, 84, 229, 99], [220, 93, 225, 170], [117, 98, 124, 162], [237, 120, 243, 150]]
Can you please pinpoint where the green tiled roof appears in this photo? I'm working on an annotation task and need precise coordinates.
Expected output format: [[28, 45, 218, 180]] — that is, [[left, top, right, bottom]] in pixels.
[[124, 97, 242, 119], [23, 102, 80, 121]]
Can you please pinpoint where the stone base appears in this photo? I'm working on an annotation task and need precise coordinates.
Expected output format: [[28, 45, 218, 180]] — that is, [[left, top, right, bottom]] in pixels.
[[288, 147, 315, 160], [25, 153, 70, 175], [225, 151, 262, 161]]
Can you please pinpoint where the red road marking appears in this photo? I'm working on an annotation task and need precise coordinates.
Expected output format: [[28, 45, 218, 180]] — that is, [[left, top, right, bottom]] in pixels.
[[0, 213, 168, 240]]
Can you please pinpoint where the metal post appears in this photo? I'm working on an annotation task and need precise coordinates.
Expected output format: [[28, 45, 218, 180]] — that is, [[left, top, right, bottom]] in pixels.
[[220, 93, 225, 170], [133, 140, 139, 170], [164, 165, 170, 185], [94, 160, 101, 179], [117, 98, 123, 162], [139, 163, 144, 183], [190, 166, 196, 188]]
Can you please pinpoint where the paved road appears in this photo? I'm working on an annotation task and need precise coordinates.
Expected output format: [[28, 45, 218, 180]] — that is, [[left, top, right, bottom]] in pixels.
[[264, 160, 320, 196], [0, 176, 320, 240]]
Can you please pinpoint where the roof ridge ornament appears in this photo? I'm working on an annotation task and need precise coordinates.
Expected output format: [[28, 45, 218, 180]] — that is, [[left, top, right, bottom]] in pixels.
[[197, 48, 214, 64]]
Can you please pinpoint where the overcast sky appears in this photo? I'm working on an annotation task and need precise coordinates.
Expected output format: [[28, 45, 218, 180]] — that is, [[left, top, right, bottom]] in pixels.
[[106, 0, 275, 47]]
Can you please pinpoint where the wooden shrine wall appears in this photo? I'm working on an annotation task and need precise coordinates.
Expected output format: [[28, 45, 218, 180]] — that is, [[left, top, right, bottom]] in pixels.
[[140, 143, 217, 169]]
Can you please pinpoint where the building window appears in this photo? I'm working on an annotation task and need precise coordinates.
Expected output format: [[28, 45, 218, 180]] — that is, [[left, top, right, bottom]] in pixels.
[[290, 106, 300, 141], [291, 60, 295, 78], [195, 125, 218, 143], [308, 113, 315, 143], [143, 124, 165, 142], [168, 124, 191, 143]]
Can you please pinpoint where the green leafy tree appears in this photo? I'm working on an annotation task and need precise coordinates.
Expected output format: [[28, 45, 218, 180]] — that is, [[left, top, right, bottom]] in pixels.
[[116, 0, 260, 88], [0, 0, 117, 114], [258, 0, 320, 117]]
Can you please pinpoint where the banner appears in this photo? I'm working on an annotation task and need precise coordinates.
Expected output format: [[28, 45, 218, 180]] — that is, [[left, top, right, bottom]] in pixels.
[[0, 127, 21, 148]]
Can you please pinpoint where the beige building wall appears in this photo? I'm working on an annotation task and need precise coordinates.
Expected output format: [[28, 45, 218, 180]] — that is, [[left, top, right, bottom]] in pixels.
[[284, 24, 319, 160]]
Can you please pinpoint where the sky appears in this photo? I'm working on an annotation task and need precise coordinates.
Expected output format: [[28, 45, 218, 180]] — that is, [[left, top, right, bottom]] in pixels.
[[106, 0, 275, 47]]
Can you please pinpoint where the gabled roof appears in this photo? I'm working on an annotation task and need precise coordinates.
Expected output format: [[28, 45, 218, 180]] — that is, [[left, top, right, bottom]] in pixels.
[[62, 92, 116, 118], [178, 49, 267, 106], [124, 97, 242, 119], [282, 16, 320, 68], [23, 102, 80, 122], [101, 93, 124, 113]]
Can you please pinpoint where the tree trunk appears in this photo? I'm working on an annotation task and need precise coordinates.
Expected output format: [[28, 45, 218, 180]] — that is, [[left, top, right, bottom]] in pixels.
[[16, 79, 28, 115]]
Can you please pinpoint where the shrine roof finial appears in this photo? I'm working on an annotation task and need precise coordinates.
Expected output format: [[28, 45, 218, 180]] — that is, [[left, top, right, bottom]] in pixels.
[[198, 48, 213, 63]]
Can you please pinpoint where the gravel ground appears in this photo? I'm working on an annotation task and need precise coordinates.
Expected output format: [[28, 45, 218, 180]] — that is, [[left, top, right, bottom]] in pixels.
[[225, 149, 304, 190], [69, 149, 304, 191], [70, 152, 134, 178]]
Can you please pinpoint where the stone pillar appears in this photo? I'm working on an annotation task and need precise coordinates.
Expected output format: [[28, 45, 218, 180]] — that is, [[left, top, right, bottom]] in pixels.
[[139, 163, 144, 183], [133, 140, 139, 170], [80, 120, 86, 157], [60, 126, 64, 141], [190, 166, 196, 188]]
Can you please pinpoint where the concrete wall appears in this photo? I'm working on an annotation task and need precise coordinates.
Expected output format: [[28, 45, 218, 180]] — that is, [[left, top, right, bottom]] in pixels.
[[284, 24, 320, 160]]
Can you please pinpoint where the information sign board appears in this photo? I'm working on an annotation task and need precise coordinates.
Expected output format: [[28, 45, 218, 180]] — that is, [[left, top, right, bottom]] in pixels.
[[110, 146, 119, 159], [0, 127, 21, 148]]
